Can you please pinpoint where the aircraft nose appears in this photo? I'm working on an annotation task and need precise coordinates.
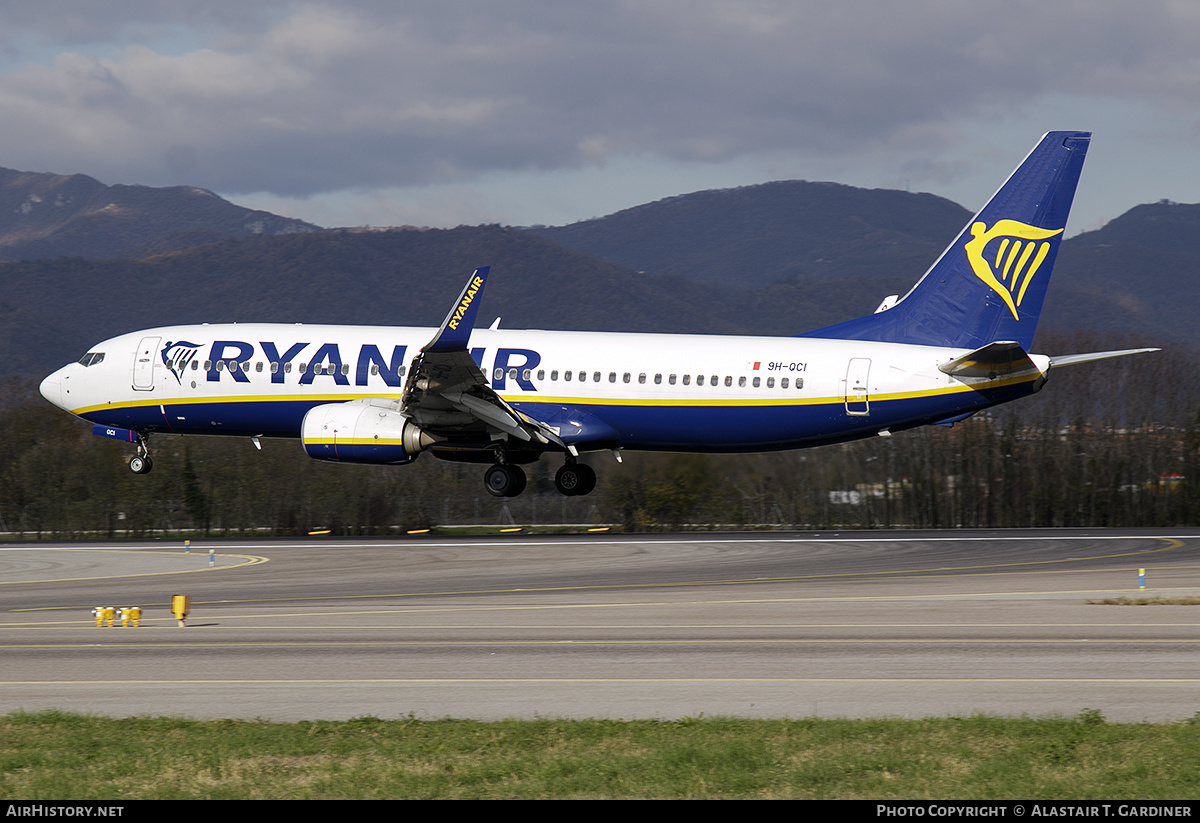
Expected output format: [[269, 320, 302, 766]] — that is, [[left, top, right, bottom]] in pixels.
[[39, 369, 63, 409]]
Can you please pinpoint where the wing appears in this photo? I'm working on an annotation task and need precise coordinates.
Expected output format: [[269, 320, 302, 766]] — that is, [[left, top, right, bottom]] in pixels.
[[400, 267, 568, 454]]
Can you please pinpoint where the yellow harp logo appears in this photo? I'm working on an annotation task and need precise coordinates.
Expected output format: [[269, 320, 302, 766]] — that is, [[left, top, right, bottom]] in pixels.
[[964, 220, 1063, 321]]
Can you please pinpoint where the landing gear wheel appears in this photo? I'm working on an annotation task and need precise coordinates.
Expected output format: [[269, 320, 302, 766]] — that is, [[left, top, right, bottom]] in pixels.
[[555, 463, 596, 496], [129, 455, 153, 475], [484, 464, 527, 498]]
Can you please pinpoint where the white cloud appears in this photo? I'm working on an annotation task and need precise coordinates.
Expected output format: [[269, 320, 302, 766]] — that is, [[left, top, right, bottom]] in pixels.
[[0, 1, 1198, 228]]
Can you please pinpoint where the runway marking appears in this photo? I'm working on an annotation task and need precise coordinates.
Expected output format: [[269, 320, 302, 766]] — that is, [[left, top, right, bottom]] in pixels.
[[7, 638, 1200, 649], [12, 578, 1200, 614], [6, 534, 1200, 552], [0, 550, 269, 585], [4, 677, 1200, 685], [7, 539, 1196, 616], [7, 619, 1200, 629]]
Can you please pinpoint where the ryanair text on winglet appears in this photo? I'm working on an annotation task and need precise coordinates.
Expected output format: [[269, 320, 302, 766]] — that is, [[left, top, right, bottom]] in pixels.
[[448, 275, 485, 332]]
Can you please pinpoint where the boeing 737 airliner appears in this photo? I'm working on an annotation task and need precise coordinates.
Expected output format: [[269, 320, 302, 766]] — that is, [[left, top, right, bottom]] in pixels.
[[39, 132, 1156, 498]]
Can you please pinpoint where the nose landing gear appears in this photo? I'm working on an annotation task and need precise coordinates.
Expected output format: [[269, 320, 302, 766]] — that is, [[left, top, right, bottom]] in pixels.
[[128, 435, 153, 474]]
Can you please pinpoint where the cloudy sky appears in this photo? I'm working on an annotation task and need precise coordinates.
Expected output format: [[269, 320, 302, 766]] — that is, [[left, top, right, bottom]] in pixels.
[[2, 1, 1198, 233]]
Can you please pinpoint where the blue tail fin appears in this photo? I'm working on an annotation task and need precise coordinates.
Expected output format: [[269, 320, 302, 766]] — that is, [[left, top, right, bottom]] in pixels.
[[800, 131, 1090, 350]]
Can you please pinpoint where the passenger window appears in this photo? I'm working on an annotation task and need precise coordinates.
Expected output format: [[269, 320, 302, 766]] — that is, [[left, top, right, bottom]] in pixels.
[[639, 373, 646, 384], [256, 361, 264, 373], [191, 359, 198, 370], [272, 362, 280, 373], [796, 378, 804, 389], [668, 374, 676, 385], [609, 372, 616, 383], [579, 371, 587, 383], [565, 371, 572, 381], [781, 377, 789, 388], [522, 369, 531, 381], [551, 370, 559, 381], [398, 366, 406, 377], [654, 374, 662, 385], [342, 364, 350, 376], [767, 377, 774, 388], [537, 370, 545, 380], [299, 363, 307, 374], [371, 364, 379, 375], [284, 362, 293, 374], [493, 368, 503, 380], [697, 375, 705, 386], [724, 376, 732, 387], [752, 376, 760, 388], [683, 375, 691, 385], [593, 371, 601, 382], [711, 375, 719, 386], [738, 376, 746, 387], [623, 373, 631, 383]]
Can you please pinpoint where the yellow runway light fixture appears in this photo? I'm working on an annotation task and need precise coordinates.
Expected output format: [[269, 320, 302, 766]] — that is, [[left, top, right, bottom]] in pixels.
[[171, 594, 190, 627]]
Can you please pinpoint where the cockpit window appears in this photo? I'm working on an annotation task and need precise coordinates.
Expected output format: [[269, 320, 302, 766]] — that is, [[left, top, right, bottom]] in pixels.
[[77, 352, 105, 367]]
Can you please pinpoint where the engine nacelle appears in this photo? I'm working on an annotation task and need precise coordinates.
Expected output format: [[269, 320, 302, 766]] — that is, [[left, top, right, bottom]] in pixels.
[[300, 401, 435, 465]]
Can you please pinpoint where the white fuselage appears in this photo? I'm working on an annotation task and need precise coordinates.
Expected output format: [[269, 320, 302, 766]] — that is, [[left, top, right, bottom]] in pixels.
[[40, 323, 1048, 453]]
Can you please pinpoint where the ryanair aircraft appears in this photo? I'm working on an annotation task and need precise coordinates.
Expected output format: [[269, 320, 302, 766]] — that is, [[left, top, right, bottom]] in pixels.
[[39, 132, 1156, 498]]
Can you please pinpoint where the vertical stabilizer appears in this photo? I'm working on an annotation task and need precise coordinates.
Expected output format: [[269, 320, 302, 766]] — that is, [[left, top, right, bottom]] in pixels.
[[801, 131, 1090, 349]]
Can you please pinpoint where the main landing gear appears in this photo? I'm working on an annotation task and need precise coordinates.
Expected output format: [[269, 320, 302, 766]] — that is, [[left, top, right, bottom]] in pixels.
[[484, 463, 526, 498], [482, 460, 596, 498], [128, 435, 153, 475], [554, 462, 596, 496]]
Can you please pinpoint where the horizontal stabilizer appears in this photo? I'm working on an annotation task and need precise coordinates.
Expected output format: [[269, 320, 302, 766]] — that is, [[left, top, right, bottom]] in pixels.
[[1048, 348, 1160, 369], [938, 341, 1039, 378]]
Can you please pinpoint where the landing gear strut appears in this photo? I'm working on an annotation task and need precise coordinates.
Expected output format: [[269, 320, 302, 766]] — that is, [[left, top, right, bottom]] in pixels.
[[484, 463, 526, 498], [554, 462, 596, 496], [128, 435, 153, 475]]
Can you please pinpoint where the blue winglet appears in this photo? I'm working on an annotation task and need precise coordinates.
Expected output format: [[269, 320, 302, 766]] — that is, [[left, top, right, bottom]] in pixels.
[[424, 266, 490, 353]]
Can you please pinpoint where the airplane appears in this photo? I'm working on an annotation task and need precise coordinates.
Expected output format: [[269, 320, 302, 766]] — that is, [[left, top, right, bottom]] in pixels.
[[39, 131, 1157, 499]]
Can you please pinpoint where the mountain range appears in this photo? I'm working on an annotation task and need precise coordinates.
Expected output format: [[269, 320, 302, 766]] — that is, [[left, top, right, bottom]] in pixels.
[[0, 165, 1188, 382], [0, 167, 317, 262]]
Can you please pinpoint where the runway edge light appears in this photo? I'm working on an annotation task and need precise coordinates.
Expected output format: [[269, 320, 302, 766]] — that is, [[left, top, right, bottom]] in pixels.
[[172, 594, 190, 627]]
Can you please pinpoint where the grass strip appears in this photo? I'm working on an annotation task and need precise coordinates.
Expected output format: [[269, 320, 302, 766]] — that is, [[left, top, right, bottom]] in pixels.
[[3, 710, 1200, 799]]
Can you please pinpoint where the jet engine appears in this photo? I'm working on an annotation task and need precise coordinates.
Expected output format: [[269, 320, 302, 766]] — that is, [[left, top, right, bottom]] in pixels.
[[300, 400, 436, 465]]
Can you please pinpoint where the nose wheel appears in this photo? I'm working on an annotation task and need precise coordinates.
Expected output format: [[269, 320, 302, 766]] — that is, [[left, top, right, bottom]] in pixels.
[[128, 435, 153, 474], [129, 455, 153, 474]]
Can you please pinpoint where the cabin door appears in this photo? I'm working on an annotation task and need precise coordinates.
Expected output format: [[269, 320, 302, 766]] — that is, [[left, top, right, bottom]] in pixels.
[[132, 336, 160, 391], [844, 357, 871, 416]]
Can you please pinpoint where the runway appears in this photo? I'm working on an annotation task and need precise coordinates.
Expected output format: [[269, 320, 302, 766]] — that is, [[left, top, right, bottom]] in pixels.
[[3, 530, 1200, 722]]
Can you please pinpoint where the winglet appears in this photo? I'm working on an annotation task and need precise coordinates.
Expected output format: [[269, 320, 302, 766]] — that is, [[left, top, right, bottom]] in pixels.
[[424, 266, 490, 353]]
